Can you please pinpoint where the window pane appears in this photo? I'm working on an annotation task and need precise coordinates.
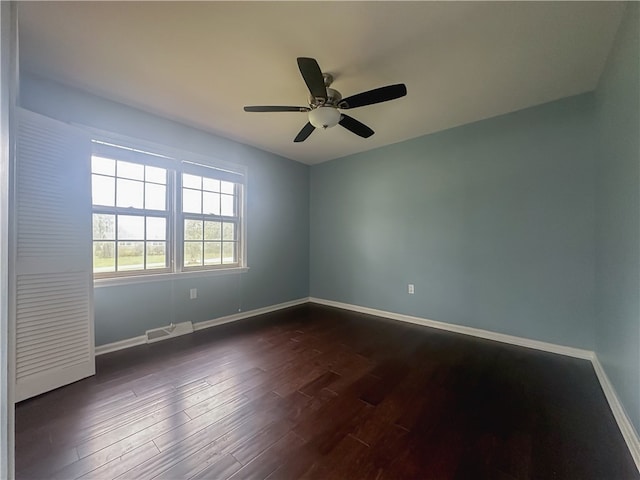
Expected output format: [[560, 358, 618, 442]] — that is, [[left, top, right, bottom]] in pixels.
[[204, 221, 221, 240], [146, 242, 166, 269], [145, 183, 166, 210], [93, 242, 115, 272], [118, 215, 145, 239], [203, 177, 220, 192], [117, 241, 144, 271], [220, 181, 234, 194], [92, 174, 115, 206], [183, 173, 201, 189], [93, 214, 115, 240], [145, 166, 166, 184], [117, 160, 144, 180], [184, 242, 203, 267], [222, 222, 235, 240], [221, 194, 235, 216], [183, 188, 202, 213], [222, 242, 236, 264], [147, 217, 166, 240], [204, 242, 221, 265], [203, 192, 220, 215], [117, 178, 144, 208], [92, 156, 115, 176], [184, 219, 203, 240]]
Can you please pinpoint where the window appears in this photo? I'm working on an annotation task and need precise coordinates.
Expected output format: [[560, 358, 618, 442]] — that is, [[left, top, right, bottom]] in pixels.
[[92, 156, 170, 274], [91, 140, 245, 278], [181, 171, 240, 268]]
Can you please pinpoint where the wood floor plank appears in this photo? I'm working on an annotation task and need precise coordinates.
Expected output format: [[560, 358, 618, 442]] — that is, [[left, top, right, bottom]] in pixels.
[[125, 394, 285, 479], [151, 392, 276, 453], [184, 368, 267, 418], [262, 444, 319, 480], [75, 410, 191, 459], [15, 444, 79, 479], [187, 453, 243, 480], [230, 418, 294, 465], [297, 370, 341, 397], [227, 431, 306, 480], [46, 435, 149, 480], [299, 434, 381, 480], [279, 388, 338, 423], [21, 378, 211, 453], [156, 418, 294, 480], [76, 441, 160, 480]]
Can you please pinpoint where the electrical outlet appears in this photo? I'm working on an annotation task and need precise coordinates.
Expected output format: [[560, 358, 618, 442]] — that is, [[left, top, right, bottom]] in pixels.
[[190, 288, 197, 299], [408, 284, 415, 294]]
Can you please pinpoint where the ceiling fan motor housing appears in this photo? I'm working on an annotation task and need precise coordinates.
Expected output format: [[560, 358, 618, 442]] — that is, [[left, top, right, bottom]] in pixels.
[[310, 87, 342, 108]]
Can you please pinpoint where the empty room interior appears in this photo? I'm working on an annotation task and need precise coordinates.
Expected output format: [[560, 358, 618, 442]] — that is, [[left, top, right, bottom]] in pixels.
[[1, 1, 639, 479]]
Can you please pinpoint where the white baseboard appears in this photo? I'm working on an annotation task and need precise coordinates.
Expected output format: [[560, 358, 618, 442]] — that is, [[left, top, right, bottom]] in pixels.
[[95, 335, 146, 356], [308, 296, 639, 472], [94, 297, 309, 356], [193, 297, 309, 331], [308, 297, 593, 359], [591, 355, 640, 470]]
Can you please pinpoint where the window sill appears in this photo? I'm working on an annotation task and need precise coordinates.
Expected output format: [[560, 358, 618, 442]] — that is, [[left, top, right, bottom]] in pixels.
[[94, 266, 249, 288]]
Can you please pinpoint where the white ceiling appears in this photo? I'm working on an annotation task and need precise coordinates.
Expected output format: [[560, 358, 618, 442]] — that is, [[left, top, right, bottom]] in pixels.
[[18, 1, 625, 165]]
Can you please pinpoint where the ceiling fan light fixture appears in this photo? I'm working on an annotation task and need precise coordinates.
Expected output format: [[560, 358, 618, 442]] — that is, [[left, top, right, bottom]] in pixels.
[[308, 106, 341, 129]]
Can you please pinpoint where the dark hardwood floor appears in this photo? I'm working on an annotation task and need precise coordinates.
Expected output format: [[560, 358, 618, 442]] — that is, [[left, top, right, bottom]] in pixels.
[[15, 304, 638, 479]]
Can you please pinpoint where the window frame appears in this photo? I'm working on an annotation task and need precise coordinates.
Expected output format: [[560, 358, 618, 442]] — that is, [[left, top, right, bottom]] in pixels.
[[178, 168, 244, 271], [89, 133, 247, 283], [91, 151, 174, 279]]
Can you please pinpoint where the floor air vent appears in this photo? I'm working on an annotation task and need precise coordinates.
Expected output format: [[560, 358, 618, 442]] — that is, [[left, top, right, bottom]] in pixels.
[[145, 321, 194, 344]]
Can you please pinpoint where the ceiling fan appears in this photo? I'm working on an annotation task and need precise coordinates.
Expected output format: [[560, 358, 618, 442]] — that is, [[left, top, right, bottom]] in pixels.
[[244, 57, 407, 143]]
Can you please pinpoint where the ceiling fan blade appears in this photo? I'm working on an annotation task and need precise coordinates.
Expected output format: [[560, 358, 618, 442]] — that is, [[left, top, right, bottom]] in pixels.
[[339, 114, 374, 138], [297, 57, 327, 101], [294, 122, 315, 143], [244, 106, 309, 112], [339, 84, 407, 110]]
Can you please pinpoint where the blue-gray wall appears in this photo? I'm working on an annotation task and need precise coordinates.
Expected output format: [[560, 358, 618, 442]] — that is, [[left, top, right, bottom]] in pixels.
[[310, 94, 598, 350], [20, 74, 310, 345], [594, 3, 640, 433]]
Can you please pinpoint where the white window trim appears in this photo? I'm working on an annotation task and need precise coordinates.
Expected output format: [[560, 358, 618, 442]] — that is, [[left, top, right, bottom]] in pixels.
[[91, 150, 175, 278], [84, 126, 248, 283], [94, 266, 250, 287]]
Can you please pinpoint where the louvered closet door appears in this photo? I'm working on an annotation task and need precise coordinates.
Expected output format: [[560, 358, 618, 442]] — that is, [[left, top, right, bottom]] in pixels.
[[13, 109, 94, 402]]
